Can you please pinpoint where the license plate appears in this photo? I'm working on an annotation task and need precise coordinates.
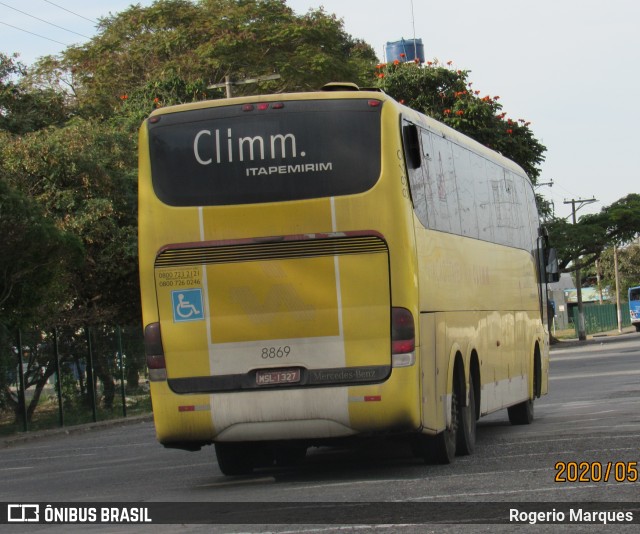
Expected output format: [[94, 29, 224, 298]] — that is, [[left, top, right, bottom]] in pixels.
[[256, 368, 301, 386]]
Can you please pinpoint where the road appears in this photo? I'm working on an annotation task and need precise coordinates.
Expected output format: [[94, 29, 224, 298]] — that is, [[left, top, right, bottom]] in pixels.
[[1, 333, 639, 533]]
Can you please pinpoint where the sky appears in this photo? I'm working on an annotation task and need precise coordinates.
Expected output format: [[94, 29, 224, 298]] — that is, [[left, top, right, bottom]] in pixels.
[[1, 0, 638, 220]]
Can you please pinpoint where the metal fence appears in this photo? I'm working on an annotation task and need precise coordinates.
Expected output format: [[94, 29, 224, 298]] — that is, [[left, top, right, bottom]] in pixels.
[[0, 324, 149, 436], [571, 302, 631, 336]]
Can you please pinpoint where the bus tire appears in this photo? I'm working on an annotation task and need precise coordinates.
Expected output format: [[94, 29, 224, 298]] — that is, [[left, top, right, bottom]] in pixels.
[[417, 386, 459, 465], [456, 377, 476, 455], [508, 399, 534, 425], [635, 324, 640, 333], [434, 388, 459, 463], [509, 350, 538, 425], [215, 442, 257, 475]]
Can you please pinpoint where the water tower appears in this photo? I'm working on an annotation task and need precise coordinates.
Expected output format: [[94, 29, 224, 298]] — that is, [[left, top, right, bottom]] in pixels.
[[385, 38, 425, 64]]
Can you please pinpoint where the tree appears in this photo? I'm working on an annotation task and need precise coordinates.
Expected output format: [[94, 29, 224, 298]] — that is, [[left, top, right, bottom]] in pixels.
[[0, 56, 81, 330], [0, 177, 82, 416], [0, 177, 81, 328], [596, 243, 640, 301], [0, 53, 69, 134], [0, 119, 139, 326], [34, 0, 377, 121], [374, 59, 547, 188], [547, 193, 640, 275]]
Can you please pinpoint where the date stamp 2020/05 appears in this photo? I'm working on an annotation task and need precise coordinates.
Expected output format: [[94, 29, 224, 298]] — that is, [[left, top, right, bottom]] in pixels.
[[554, 461, 638, 483]]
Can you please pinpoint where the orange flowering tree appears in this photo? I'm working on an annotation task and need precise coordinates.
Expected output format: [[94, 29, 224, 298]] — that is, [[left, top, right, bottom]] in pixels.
[[374, 59, 546, 186]]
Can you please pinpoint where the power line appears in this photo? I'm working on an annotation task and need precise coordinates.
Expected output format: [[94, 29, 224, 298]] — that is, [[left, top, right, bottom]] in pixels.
[[42, 0, 97, 24], [0, 1, 91, 38], [0, 20, 68, 46]]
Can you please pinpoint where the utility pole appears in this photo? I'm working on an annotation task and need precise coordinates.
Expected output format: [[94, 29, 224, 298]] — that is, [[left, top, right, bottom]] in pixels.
[[208, 73, 281, 98], [564, 197, 597, 340], [535, 179, 554, 220]]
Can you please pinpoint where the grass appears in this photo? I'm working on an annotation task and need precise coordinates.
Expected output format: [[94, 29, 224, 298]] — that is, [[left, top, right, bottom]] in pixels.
[[552, 328, 578, 340]]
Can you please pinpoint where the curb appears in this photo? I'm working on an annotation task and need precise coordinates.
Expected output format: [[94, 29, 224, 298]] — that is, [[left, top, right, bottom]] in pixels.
[[551, 329, 638, 350], [1, 413, 153, 449]]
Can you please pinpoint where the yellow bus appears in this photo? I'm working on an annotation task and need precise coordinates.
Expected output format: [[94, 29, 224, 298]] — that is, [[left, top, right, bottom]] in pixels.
[[138, 83, 558, 474]]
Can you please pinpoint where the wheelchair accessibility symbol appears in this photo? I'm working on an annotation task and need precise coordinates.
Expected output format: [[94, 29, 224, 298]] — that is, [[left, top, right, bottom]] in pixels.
[[171, 289, 205, 322]]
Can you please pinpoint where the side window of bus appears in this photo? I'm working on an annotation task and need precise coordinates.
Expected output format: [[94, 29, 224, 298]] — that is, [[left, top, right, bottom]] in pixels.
[[402, 122, 421, 170], [402, 122, 428, 227], [403, 121, 538, 253], [451, 143, 476, 239], [429, 134, 460, 234], [421, 128, 463, 235], [420, 129, 436, 229]]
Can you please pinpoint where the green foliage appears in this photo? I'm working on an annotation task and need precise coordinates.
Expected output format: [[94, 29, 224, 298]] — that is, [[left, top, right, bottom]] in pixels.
[[547, 194, 640, 273], [0, 119, 139, 325], [0, 176, 82, 329], [596, 243, 640, 301], [374, 60, 547, 184], [0, 53, 69, 134], [40, 0, 377, 120], [115, 76, 211, 130]]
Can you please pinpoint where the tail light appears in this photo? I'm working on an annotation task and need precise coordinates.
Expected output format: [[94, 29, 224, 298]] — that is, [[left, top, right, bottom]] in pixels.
[[392, 307, 415, 368], [144, 322, 167, 381], [241, 102, 284, 112]]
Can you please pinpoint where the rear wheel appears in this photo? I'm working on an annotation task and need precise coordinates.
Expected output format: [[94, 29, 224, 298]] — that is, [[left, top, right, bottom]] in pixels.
[[416, 384, 459, 465], [215, 442, 274, 475], [509, 352, 538, 425], [456, 377, 476, 455]]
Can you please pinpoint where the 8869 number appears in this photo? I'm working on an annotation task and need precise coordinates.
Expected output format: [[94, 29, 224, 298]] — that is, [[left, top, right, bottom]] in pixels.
[[261, 346, 291, 359]]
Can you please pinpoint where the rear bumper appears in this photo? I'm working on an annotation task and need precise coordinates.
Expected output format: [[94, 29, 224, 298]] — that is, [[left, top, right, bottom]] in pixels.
[[150, 364, 421, 445]]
